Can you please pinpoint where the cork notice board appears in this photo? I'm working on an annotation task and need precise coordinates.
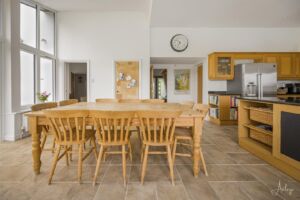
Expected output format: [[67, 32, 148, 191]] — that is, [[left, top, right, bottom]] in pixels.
[[115, 61, 140, 99]]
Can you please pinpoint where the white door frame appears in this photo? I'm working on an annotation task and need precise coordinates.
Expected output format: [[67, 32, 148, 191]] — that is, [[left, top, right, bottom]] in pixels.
[[63, 60, 90, 101]]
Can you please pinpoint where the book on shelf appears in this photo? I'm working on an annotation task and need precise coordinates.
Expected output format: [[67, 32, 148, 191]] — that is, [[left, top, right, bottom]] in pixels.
[[230, 108, 238, 120], [209, 108, 219, 119], [209, 95, 219, 105], [230, 96, 239, 107]]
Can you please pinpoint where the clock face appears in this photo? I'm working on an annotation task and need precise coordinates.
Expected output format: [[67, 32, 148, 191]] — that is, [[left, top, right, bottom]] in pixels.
[[170, 34, 188, 52]]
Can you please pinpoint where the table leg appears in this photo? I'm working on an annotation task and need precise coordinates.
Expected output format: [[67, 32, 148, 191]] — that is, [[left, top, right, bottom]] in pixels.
[[193, 117, 201, 177], [29, 117, 42, 175]]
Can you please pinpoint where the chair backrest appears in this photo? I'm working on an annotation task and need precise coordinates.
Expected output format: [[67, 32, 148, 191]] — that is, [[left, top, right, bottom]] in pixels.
[[45, 110, 89, 145], [142, 99, 165, 104], [31, 102, 57, 111], [137, 111, 182, 144], [95, 98, 120, 103], [119, 99, 141, 103], [193, 104, 209, 117], [58, 99, 78, 106], [90, 111, 136, 144]]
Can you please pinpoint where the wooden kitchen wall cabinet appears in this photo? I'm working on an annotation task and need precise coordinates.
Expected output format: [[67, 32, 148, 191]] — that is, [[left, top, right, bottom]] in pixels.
[[208, 53, 234, 80], [209, 52, 300, 80]]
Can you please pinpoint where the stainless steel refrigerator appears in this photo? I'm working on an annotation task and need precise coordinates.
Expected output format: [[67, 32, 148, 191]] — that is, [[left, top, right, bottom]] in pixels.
[[227, 63, 277, 97]]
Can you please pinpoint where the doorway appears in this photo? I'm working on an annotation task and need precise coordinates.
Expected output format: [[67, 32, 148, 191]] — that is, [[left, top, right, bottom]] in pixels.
[[150, 68, 167, 101], [65, 62, 88, 102]]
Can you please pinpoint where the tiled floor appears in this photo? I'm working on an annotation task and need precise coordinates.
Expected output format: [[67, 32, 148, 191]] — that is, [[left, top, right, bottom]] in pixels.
[[0, 121, 299, 200]]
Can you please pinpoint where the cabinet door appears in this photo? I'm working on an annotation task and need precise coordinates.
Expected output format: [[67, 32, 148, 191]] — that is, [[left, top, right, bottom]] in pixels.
[[263, 54, 279, 63], [278, 54, 294, 79], [294, 54, 300, 78], [215, 55, 234, 80]]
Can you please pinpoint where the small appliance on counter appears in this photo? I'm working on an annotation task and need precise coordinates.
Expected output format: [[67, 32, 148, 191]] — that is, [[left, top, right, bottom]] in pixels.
[[279, 83, 300, 94]]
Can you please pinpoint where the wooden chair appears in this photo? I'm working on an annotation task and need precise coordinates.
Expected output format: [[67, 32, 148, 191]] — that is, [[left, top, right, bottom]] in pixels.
[[31, 102, 58, 153], [45, 110, 98, 184], [142, 99, 165, 104], [58, 99, 78, 106], [119, 99, 141, 103], [137, 111, 182, 185], [91, 111, 136, 186], [95, 98, 119, 103], [172, 104, 209, 176]]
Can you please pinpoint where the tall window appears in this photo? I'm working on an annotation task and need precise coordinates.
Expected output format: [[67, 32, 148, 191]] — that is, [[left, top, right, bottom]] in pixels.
[[20, 1, 56, 107], [20, 3, 36, 47], [20, 51, 35, 105], [40, 57, 54, 101]]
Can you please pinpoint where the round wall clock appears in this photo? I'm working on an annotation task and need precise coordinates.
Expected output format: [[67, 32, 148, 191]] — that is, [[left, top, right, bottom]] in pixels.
[[170, 34, 189, 52]]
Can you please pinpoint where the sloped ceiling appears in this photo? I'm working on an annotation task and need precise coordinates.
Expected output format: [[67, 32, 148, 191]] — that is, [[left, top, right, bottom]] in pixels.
[[150, 0, 300, 27]]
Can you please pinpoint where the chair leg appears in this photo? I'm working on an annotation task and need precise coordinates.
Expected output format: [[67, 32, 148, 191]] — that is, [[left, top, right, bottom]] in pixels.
[[78, 144, 83, 183], [167, 145, 175, 186], [48, 145, 61, 185], [51, 138, 56, 154], [140, 143, 145, 162], [122, 145, 127, 187], [141, 145, 149, 185], [200, 148, 208, 176], [69, 145, 73, 161], [40, 133, 47, 152], [93, 145, 104, 186], [172, 138, 178, 165], [91, 137, 98, 160], [128, 142, 133, 162], [65, 146, 69, 166]]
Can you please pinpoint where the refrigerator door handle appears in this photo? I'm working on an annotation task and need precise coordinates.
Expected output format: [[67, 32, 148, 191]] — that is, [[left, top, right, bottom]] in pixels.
[[260, 73, 263, 98], [256, 73, 260, 97]]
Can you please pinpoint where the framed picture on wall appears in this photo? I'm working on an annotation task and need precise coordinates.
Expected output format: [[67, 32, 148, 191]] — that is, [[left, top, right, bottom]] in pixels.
[[174, 69, 190, 94]]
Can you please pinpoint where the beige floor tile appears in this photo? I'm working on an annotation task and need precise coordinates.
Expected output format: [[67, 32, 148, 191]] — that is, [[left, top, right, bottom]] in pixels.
[[227, 152, 267, 164], [156, 182, 190, 200], [129, 165, 180, 184], [101, 165, 131, 184], [126, 182, 157, 200], [240, 181, 282, 200], [209, 182, 251, 200], [0, 165, 32, 182], [93, 183, 127, 200], [207, 165, 257, 181]]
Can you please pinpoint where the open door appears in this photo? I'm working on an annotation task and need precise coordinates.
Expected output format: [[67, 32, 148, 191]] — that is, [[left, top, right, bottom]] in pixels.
[[197, 64, 203, 103]]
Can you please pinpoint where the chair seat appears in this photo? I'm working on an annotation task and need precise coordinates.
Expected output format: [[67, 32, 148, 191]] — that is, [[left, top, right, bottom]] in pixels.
[[175, 127, 192, 139]]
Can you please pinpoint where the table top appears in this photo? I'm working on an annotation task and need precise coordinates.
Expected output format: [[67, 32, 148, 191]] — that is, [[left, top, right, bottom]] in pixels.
[[25, 102, 203, 118]]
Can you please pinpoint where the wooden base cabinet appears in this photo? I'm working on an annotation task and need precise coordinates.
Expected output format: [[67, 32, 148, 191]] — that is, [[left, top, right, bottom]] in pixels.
[[239, 99, 300, 181]]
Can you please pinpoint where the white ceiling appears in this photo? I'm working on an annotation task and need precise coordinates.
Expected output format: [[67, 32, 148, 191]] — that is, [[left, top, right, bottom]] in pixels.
[[37, 0, 300, 27], [150, 0, 300, 27], [36, 0, 150, 12], [151, 57, 204, 64]]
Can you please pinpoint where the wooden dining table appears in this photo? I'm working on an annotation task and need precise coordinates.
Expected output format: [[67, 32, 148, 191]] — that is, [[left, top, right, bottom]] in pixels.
[[25, 102, 206, 177]]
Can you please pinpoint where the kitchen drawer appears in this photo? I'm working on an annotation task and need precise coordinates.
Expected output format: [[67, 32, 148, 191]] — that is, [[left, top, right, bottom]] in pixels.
[[249, 107, 273, 125]]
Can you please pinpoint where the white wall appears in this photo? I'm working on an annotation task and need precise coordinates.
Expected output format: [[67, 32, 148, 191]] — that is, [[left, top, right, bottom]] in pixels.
[[150, 27, 300, 103], [152, 64, 197, 103], [57, 11, 150, 101]]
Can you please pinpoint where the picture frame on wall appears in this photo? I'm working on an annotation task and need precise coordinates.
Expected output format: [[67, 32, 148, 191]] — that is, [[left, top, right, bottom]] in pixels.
[[174, 69, 190, 94]]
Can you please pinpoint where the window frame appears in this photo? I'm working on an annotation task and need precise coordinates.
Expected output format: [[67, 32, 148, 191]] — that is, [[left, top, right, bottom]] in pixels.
[[20, 0, 57, 109]]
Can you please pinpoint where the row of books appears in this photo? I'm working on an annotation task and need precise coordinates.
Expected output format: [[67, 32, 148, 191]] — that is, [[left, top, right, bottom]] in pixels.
[[230, 108, 238, 120], [209, 96, 219, 105], [209, 108, 219, 119], [230, 96, 239, 107]]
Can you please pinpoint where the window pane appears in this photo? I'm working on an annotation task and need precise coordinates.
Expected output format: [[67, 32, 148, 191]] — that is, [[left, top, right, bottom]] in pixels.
[[40, 9, 55, 54], [20, 51, 35, 106], [20, 3, 36, 47], [40, 58, 54, 101]]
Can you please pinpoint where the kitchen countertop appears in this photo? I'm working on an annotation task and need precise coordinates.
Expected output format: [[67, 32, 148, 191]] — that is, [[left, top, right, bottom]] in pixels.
[[208, 91, 241, 96], [238, 96, 300, 106]]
